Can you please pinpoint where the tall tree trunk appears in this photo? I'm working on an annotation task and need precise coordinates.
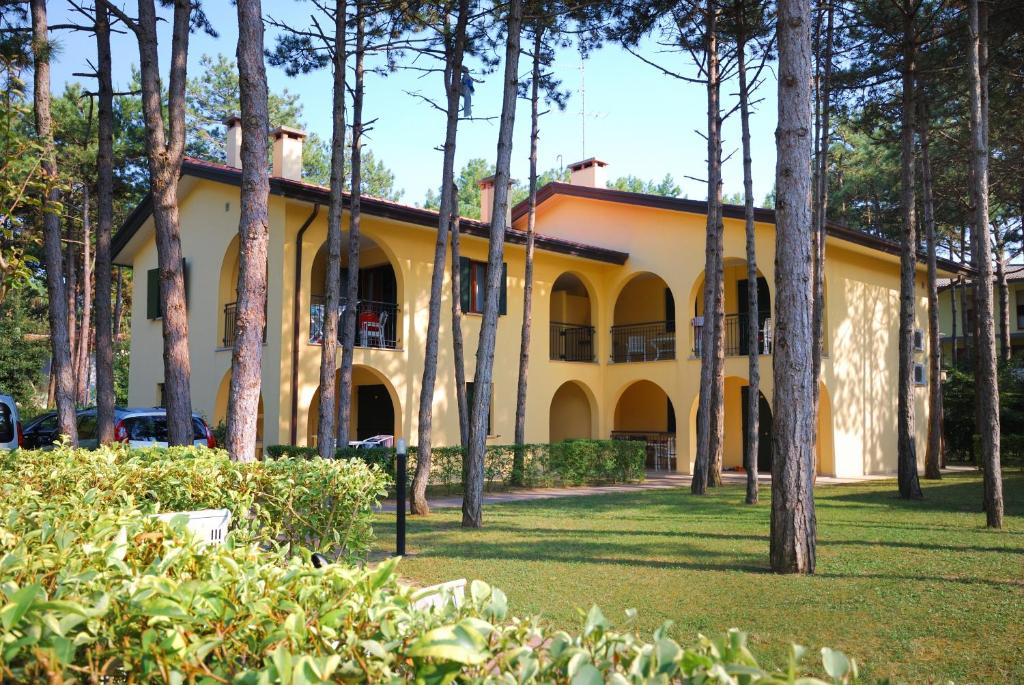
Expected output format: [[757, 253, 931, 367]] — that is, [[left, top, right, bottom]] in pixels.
[[896, 11, 923, 500], [31, 0, 77, 443], [693, 1, 725, 494], [770, 0, 816, 575], [513, 29, 543, 484], [316, 1, 347, 457], [114, 0, 194, 445], [950, 276, 958, 368], [919, 104, 942, 480], [450, 198, 469, 450], [967, 0, 1002, 528], [995, 242, 1010, 362], [811, 0, 833, 433], [411, 0, 470, 515], [65, 225, 77, 396], [94, 2, 115, 443], [463, 0, 523, 529], [226, 0, 271, 463], [738, 16, 759, 506], [337, 5, 366, 450], [76, 186, 93, 405]]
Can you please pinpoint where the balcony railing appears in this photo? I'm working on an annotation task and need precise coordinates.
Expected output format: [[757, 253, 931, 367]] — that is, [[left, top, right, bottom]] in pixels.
[[550, 322, 596, 362], [692, 312, 772, 357], [309, 295, 399, 349], [610, 321, 676, 363], [611, 431, 677, 471], [222, 301, 267, 347]]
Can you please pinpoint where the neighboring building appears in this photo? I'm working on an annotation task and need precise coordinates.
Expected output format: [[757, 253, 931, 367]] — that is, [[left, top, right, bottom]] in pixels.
[[937, 265, 1024, 360], [113, 121, 964, 477]]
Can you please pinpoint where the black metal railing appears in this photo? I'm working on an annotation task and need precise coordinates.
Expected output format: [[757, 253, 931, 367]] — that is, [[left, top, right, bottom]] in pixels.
[[692, 312, 772, 357], [550, 322, 596, 362], [309, 295, 399, 349], [609, 321, 675, 363], [222, 301, 267, 347], [611, 431, 677, 471]]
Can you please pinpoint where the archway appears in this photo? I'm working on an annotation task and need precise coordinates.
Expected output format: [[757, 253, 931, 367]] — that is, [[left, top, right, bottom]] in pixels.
[[549, 272, 595, 362], [213, 369, 264, 459], [217, 235, 241, 347], [549, 380, 595, 441], [307, 365, 401, 447], [611, 272, 676, 363], [310, 235, 400, 349], [816, 382, 835, 476], [612, 380, 676, 470], [690, 260, 772, 358]]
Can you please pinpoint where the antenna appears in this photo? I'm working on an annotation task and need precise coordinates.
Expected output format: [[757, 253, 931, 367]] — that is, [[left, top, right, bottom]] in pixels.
[[577, 51, 607, 159]]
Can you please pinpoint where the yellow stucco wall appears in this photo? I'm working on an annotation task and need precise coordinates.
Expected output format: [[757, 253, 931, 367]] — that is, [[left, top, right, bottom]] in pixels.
[[126, 176, 938, 476]]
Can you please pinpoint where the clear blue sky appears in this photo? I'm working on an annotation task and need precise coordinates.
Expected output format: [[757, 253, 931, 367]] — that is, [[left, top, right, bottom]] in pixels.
[[46, 2, 779, 206]]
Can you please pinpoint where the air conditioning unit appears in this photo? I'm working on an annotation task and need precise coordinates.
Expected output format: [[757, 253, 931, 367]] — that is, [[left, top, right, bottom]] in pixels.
[[913, 328, 924, 352], [913, 363, 927, 386]]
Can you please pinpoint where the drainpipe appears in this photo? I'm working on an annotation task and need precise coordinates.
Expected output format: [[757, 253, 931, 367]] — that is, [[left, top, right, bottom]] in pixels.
[[289, 203, 321, 444]]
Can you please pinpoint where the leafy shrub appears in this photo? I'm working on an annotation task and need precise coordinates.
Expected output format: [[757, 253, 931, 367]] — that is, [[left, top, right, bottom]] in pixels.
[[267, 440, 647, 493], [0, 489, 858, 683], [944, 365, 1024, 461], [971, 434, 1024, 469], [0, 444, 390, 558]]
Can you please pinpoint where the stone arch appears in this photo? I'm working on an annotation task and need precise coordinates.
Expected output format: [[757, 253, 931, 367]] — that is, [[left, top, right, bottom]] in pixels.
[[549, 380, 597, 441], [611, 272, 677, 362], [306, 364, 402, 447], [816, 382, 836, 476], [549, 271, 596, 362], [217, 234, 241, 347], [689, 259, 772, 358], [612, 379, 676, 470]]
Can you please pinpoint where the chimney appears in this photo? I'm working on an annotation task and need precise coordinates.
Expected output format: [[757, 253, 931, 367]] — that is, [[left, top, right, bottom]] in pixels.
[[477, 175, 514, 225], [568, 157, 609, 188], [271, 125, 307, 181], [224, 115, 242, 168]]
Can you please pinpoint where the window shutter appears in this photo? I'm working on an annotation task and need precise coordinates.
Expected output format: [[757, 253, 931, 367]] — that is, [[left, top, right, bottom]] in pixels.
[[147, 268, 160, 319], [459, 257, 471, 312], [499, 262, 508, 315], [664, 287, 675, 332]]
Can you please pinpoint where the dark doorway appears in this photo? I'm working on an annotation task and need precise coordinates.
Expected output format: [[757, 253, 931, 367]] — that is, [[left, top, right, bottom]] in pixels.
[[737, 277, 771, 355], [740, 386, 773, 473], [356, 384, 394, 440]]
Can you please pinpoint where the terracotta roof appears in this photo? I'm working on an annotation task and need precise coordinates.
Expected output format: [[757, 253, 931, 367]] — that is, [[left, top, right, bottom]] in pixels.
[[939, 262, 1024, 289], [112, 158, 629, 266], [512, 182, 971, 275]]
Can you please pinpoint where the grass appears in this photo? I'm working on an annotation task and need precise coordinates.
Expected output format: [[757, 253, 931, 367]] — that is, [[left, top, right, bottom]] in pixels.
[[373, 470, 1024, 684]]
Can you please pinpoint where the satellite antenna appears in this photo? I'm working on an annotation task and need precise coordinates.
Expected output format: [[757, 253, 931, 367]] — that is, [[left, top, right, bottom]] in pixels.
[[577, 51, 607, 159]]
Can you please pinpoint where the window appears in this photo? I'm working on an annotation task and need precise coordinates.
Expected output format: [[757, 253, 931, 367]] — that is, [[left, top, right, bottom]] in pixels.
[[459, 257, 507, 315], [0, 404, 12, 443], [1017, 302, 1024, 330], [913, 328, 924, 352], [77, 414, 97, 441], [913, 363, 927, 386], [146, 259, 190, 320], [664, 288, 676, 333], [465, 382, 493, 435]]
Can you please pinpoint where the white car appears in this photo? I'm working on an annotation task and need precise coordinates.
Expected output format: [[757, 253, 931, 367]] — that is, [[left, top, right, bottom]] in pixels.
[[0, 395, 22, 450], [111, 408, 216, 449]]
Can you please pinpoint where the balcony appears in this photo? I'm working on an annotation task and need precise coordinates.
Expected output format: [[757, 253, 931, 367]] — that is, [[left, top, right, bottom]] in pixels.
[[692, 312, 772, 357], [550, 322, 596, 362], [309, 295, 399, 349], [610, 322, 676, 363], [222, 301, 267, 347]]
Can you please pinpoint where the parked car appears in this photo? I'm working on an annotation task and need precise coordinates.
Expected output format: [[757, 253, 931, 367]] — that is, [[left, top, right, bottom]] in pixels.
[[22, 408, 215, 450], [0, 394, 22, 450]]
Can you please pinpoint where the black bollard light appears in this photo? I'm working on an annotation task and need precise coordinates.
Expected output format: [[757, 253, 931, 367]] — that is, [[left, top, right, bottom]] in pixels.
[[396, 438, 407, 556]]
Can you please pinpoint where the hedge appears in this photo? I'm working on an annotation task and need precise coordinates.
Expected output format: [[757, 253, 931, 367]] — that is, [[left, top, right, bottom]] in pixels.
[[267, 439, 647, 492], [0, 443, 390, 559], [970, 434, 1024, 468], [0, 484, 859, 683]]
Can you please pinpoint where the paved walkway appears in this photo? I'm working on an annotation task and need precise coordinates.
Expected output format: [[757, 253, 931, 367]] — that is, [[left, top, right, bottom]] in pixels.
[[378, 469, 898, 512]]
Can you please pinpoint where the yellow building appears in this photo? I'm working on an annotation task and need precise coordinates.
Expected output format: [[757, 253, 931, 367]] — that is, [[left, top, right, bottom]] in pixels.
[[937, 265, 1024, 360], [113, 124, 963, 476]]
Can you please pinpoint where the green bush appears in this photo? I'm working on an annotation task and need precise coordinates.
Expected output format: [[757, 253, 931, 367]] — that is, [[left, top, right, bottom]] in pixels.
[[944, 365, 1024, 462], [0, 488, 858, 682], [970, 434, 1024, 469], [267, 440, 647, 493], [0, 444, 390, 559]]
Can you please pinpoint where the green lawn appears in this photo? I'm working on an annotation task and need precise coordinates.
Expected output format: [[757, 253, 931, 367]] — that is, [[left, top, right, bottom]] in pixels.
[[373, 471, 1024, 684]]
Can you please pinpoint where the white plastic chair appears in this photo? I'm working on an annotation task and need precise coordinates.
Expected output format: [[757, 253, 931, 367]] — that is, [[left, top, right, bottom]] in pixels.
[[412, 578, 467, 611], [627, 335, 646, 361], [362, 310, 389, 348], [154, 508, 231, 546], [762, 318, 773, 354]]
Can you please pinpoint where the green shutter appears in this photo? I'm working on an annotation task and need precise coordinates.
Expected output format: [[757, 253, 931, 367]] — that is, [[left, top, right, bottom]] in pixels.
[[146, 268, 160, 319], [181, 258, 189, 308], [459, 257, 471, 312], [498, 262, 508, 315]]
